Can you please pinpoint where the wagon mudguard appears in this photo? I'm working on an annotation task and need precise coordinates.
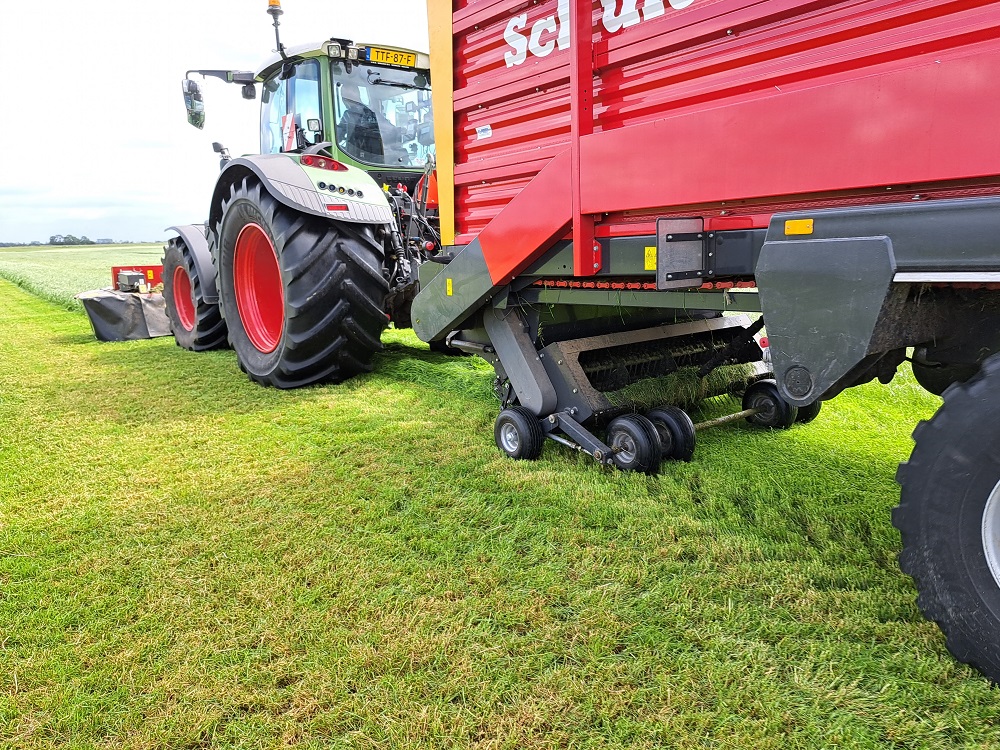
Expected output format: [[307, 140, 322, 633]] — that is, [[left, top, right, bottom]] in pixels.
[[757, 197, 1000, 406], [166, 223, 218, 305], [206, 155, 395, 237]]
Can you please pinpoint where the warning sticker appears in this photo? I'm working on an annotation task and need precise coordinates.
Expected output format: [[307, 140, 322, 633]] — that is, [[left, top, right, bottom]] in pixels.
[[282, 113, 297, 152], [644, 246, 657, 271]]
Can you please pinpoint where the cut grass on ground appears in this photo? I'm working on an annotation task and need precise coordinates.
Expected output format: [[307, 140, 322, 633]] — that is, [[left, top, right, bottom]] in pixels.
[[1, 263, 997, 748]]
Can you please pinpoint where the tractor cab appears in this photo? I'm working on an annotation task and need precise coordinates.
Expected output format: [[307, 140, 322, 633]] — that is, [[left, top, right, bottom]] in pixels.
[[182, 39, 433, 193]]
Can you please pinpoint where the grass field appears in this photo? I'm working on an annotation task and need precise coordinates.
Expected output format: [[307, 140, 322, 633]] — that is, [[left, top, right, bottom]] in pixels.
[[0, 244, 164, 311], [1, 247, 998, 749]]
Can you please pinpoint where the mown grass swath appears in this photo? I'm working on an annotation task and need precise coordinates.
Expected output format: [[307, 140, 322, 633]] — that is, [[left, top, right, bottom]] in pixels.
[[1, 247, 998, 748]]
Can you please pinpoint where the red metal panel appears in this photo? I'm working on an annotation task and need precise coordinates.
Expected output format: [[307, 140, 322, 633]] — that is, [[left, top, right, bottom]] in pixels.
[[581, 40, 1000, 214], [111, 265, 164, 289], [446, 0, 1000, 251], [478, 150, 573, 284], [570, 0, 599, 276]]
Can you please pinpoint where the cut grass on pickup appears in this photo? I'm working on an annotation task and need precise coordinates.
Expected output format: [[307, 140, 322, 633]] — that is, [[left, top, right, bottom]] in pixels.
[[1, 248, 998, 749]]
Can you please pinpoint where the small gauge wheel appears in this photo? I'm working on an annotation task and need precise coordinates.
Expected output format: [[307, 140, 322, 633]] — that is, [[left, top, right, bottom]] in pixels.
[[494, 407, 545, 460], [795, 400, 823, 424], [606, 414, 662, 474], [646, 406, 697, 462], [742, 379, 799, 429]]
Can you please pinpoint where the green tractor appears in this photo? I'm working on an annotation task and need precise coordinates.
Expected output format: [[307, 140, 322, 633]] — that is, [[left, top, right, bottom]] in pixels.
[[165, 0, 438, 387]]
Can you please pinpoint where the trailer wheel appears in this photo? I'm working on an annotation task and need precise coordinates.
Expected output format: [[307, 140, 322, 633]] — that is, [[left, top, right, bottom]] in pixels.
[[743, 379, 798, 429], [212, 178, 389, 388], [911, 360, 980, 397], [646, 406, 696, 462], [494, 407, 545, 460], [607, 415, 662, 474], [894, 354, 1000, 684], [162, 237, 228, 351], [795, 400, 823, 424]]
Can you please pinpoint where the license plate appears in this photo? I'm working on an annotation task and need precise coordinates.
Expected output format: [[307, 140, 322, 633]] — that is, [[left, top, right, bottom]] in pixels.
[[368, 47, 416, 67]]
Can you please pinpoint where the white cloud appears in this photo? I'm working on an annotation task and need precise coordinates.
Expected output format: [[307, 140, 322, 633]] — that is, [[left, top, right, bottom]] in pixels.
[[0, 0, 429, 244]]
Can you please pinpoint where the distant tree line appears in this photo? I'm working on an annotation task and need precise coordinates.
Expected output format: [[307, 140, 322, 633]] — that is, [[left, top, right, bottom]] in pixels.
[[0, 236, 145, 247], [49, 235, 97, 245]]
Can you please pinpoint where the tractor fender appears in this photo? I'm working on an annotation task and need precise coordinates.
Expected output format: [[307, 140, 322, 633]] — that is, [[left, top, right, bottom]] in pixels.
[[166, 223, 219, 304], [207, 155, 395, 238]]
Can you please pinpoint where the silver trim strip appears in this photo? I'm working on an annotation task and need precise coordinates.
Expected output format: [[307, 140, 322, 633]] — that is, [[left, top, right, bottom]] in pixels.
[[894, 272, 1000, 283]]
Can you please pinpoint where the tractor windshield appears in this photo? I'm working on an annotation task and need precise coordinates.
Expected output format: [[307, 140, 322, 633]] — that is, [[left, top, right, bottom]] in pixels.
[[331, 61, 434, 169]]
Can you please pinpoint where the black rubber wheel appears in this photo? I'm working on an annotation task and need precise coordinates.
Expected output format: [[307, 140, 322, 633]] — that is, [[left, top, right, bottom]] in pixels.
[[911, 360, 980, 397], [742, 379, 798, 429], [162, 237, 228, 351], [494, 407, 545, 460], [894, 354, 1000, 684], [606, 414, 662, 474], [795, 400, 823, 424], [646, 406, 697, 462], [211, 178, 389, 388]]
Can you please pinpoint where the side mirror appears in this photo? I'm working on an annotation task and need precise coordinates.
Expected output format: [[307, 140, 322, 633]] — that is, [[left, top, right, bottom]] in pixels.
[[241, 83, 256, 100], [181, 79, 205, 129], [212, 141, 232, 170]]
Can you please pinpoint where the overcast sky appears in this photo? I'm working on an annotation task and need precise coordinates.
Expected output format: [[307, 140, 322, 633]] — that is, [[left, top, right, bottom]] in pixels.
[[0, 1, 429, 244]]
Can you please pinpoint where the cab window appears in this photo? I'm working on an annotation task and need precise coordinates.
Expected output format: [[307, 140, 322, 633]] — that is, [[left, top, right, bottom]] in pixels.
[[260, 59, 323, 154]]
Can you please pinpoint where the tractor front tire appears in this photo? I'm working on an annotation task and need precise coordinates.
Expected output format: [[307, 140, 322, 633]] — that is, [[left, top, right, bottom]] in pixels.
[[212, 178, 389, 388], [894, 354, 1000, 684], [162, 237, 228, 351]]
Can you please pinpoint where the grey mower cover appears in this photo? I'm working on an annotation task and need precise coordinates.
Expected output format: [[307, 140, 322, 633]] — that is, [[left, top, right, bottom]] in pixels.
[[77, 289, 172, 342]]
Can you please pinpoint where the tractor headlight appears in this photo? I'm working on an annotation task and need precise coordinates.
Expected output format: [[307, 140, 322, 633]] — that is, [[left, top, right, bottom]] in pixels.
[[347, 47, 359, 61], [328, 42, 343, 58]]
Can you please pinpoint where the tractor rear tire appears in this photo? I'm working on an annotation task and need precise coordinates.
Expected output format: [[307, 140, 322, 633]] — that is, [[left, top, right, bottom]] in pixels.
[[212, 178, 389, 388], [162, 237, 228, 351], [894, 353, 1000, 684]]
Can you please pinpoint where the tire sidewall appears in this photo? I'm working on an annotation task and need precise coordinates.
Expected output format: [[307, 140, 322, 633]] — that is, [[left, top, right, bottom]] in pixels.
[[608, 415, 660, 473], [162, 241, 198, 350], [919, 443, 1000, 656], [217, 197, 285, 378], [744, 380, 797, 428]]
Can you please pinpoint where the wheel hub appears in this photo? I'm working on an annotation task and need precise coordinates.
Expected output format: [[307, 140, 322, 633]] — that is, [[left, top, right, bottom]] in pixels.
[[749, 394, 777, 423], [984, 480, 1000, 589], [172, 265, 195, 332], [500, 422, 521, 454], [233, 222, 284, 354], [612, 433, 638, 464]]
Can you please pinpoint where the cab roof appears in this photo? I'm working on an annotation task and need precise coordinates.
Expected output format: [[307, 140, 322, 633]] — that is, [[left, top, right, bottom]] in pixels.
[[255, 40, 430, 81]]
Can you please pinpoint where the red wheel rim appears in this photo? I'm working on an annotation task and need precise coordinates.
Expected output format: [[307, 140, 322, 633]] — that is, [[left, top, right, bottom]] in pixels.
[[172, 265, 196, 332], [234, 223, 284, 354]]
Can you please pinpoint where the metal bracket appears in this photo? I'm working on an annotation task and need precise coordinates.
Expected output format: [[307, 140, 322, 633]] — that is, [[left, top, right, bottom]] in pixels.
[[548, 411, 613, 463], [483, 307, 558, 417], [656, 217, 709, 290]]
